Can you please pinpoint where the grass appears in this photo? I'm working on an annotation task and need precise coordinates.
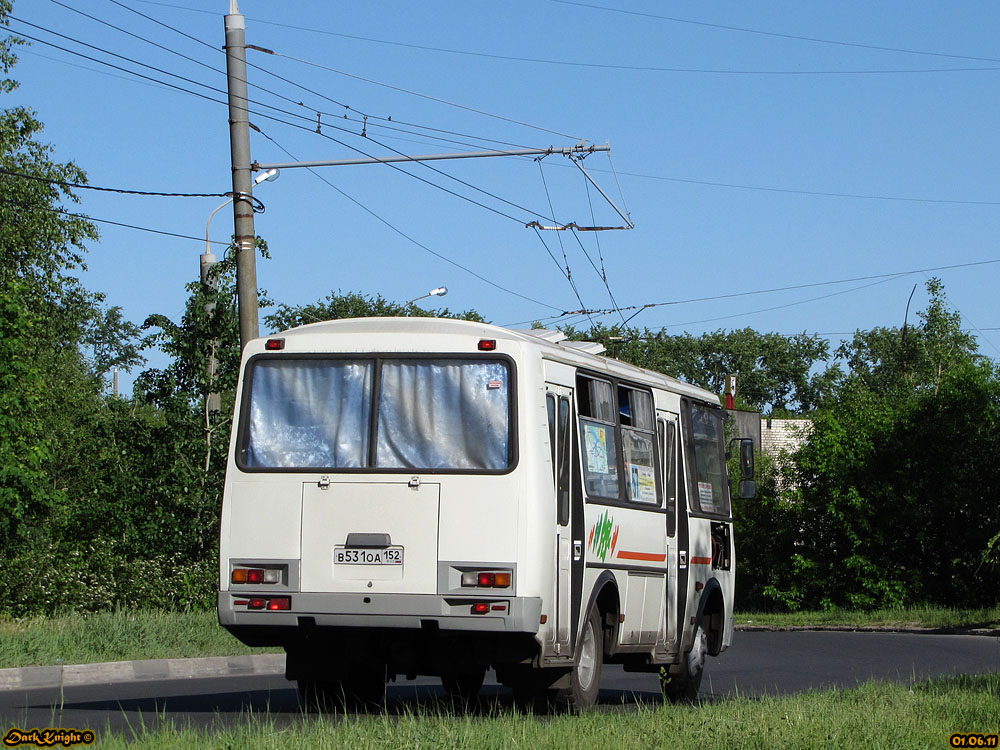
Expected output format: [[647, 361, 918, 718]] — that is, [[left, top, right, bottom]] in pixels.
[[78, 673, 1000, 749], [735, 604, 1000, 631], [0, 605, 995, 670], [0, 610, 279, 669]]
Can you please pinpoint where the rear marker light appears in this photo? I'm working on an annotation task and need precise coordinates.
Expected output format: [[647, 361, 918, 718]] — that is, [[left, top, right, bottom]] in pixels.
[[248, 598, 266, 610], [267, 597, 291, 611], [478, 339, 496, 351], [471, 603, 490, 614], [265, 338, 285, 350], [232, 568, 280, 584], [462, 570, 512, 588]]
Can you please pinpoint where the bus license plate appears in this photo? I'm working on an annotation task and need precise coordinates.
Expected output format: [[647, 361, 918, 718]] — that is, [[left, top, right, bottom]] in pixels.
[[334, 546, 404, 565]]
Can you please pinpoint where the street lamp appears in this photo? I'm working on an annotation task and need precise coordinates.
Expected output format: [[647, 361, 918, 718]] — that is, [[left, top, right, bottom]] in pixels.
[[201, 168, 278, 412], [203, 168, 279, 281], [406, 286, 448, 307]]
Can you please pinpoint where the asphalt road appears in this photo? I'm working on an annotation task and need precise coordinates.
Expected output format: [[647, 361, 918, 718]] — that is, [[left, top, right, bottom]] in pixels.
[[0, 631, 995, 736]]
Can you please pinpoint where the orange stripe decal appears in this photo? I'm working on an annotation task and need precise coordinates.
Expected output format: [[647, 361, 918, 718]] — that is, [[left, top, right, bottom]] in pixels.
[[616, 550, 667, 562], [690, 556, 713, 565]]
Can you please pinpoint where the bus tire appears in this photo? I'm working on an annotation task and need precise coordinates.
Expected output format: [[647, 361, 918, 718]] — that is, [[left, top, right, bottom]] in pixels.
[[660, 624, 706, 703], [554, 607, 603, 711], [297, 679, 344, 712], [441, 666, 486, 707], [349, 662, 388, 710]]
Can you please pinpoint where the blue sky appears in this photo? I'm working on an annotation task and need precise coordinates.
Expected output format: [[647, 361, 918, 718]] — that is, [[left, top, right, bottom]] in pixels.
[[7, 1, 1000, 385]]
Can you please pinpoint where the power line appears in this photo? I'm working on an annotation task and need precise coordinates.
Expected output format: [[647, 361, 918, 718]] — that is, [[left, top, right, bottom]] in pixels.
[[618, 170, 1000, 207], [270, 50, 580, 139], [0, 167, 231, 199], [124, 0, 1000, 75], [118, 0, 581, 140], [578, 171, 626, 326], [652, 276, 906, 332], [254, 127, 565, 314], [533, 161, 594, 327], [7, 20, 555, 227], [91, 4, 999, 217], [550, 0, 1000, 65], [227, 11, 1000, 76], [0, 197, 229, 245], [545, 256, 1000, 323], [57, 0, 354, 131]]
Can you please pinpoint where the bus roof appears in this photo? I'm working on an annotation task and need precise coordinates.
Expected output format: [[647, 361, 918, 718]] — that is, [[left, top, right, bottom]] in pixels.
[[262, 317, 721, 405]]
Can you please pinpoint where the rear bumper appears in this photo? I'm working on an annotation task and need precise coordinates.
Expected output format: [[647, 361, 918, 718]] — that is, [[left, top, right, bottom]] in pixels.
[[218, 591, 542, 635]]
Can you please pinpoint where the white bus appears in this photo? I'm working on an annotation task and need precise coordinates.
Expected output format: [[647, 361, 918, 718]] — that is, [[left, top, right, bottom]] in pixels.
[[218, 317, 754, 710]]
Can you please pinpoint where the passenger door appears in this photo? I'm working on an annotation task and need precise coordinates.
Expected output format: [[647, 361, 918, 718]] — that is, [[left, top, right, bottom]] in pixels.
[[546, 385, 575, 656], [657, 411, 681, 653]]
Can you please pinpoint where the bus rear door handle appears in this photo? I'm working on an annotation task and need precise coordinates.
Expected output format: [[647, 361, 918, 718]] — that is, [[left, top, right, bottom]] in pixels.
[[573, 541, 582, 560]]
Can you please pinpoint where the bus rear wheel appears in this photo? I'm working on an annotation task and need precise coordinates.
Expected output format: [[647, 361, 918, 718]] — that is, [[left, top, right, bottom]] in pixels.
[[553, 607, 603, 711], [441, 666, 486, 707], [297, 679, 344, 712]]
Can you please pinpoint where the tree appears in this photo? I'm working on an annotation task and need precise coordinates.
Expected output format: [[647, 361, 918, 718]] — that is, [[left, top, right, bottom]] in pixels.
[[569, 324, 838, 414], [783, 281, 999, 609], [835, 278, 979, 397], [0, 2, 100, 549], [0, 5, 153, 613], [266, 290, 486, 332]]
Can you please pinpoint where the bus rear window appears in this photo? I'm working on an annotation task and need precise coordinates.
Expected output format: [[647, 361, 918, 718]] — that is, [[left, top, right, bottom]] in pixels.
[[376, 359, 509, 470], [242, 357, 511, 472], [246, 359, 373, 468]]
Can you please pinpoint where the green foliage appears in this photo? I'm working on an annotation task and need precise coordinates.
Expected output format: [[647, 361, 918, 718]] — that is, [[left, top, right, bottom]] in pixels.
[[732, 450, 807, 611], [836, 278, 979, 397], [571, 324, 838, 414], [780, 281, 999, 610], [266, 289, 486, 331], [0, 9, 108, 555]]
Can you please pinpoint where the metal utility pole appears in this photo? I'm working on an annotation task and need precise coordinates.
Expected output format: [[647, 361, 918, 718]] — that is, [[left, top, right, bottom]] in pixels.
[[225, 1, 259, 349]]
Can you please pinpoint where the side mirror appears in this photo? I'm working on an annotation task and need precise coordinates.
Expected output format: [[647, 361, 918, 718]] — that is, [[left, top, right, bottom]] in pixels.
[[739, 438, 754, 480], [738, 479, 757, 499], [728, 437, 755, 479]]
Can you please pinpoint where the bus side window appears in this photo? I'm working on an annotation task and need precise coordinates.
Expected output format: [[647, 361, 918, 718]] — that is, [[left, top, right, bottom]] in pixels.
[[546, 393, 557, 486], [557, 396, 571, 526], [576, 375, 620, 500], [620, 387, 657, 505]]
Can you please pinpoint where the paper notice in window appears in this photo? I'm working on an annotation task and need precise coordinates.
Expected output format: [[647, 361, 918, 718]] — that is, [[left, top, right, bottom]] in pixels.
[[584, 423, 609, 474], [629, 464, 657, 503], [698, 481, 716, 513]]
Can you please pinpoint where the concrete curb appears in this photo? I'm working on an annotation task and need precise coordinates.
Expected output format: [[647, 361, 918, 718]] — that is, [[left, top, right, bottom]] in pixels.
[[0, 653, 286, 692]]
